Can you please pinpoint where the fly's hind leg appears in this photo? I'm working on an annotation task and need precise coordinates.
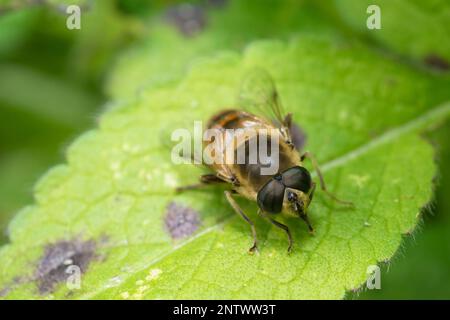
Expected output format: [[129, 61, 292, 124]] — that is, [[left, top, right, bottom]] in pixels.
[[176, 174, 225, 193], [301, 152, 354, 207], [258, 210, 293, 254], [224, 190, 258, 254]]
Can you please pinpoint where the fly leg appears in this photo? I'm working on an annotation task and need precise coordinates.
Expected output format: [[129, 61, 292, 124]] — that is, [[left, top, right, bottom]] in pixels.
[[297, 181, 315, 234], [308, 181, 316, 202], [224, 190, 258, 254], [300, 213, 314, 234], [176, 174, 226, 192], [301, 152, 354, 207], [258, 210, 293, 254]]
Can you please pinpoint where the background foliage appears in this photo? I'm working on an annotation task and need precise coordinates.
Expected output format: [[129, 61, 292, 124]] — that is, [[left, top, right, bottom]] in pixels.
[[0, 0, 449, 299]]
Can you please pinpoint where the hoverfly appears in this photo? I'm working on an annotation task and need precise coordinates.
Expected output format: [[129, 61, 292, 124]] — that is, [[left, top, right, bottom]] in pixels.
[[176, 69, 352, 253]]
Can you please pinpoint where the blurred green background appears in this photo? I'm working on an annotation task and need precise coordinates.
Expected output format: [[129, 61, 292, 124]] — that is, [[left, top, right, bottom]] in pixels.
[[0, 0, 449, 299]]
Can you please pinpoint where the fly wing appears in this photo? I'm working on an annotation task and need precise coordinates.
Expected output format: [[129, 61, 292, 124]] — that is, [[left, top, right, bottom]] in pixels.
[[159, 118, 204, 166], [237, 68, 294, 147], [238, 68, 292, 132]]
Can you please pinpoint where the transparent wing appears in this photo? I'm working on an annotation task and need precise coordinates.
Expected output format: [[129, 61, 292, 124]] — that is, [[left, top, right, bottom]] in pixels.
[[159, 118, 204, 166], [237, 68, 289, 127]]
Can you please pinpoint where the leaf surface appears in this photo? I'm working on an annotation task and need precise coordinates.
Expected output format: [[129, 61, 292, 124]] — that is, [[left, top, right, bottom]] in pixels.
[[0, 35, 449, 299], [105, 0, 334, 101], [333, 0, 450, 66]]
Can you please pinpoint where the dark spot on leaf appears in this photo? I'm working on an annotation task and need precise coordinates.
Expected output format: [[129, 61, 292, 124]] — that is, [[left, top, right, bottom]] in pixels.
[[272, 119, 307, 151], [424, 54, 450, 71], [35, 237, 100, 295], [290, 122, 307, 151], [1, 236, 106, 297], [165, 202, 201, 240], [166, 3, 206, 37], [0, 286, 10, 297]]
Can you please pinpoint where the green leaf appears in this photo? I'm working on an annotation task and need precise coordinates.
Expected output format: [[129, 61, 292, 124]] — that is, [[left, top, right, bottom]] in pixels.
[[1, 35, 449, 299], [105, 0, 335, 101], [0, 147, 59, 244], [67, 0, 142, 84], [0, 64, 100, 243], [0, 8, 38, 57], [332, 0, 450, 66], [0, 64, 99, 128], [0, 0, 89, 10], [358, 119, 450, 299], [0, 1, 139, 244]]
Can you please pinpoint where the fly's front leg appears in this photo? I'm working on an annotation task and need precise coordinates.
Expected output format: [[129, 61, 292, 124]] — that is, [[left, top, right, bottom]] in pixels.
[[301, 152, 354, 207], [258, 210, 293, 254], [296, 196, 315, 235], [224, 190, 258, 254], [300, 181, 315, 234], [176, 174, 225, 193]]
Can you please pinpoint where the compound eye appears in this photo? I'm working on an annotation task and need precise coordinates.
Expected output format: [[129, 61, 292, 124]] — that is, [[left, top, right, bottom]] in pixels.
[[257, 179, 285, 214], [281, 166, 311, 193]]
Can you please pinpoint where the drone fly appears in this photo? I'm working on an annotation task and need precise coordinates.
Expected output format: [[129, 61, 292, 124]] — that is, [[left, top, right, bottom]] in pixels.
[[176, 69, 352, 253]]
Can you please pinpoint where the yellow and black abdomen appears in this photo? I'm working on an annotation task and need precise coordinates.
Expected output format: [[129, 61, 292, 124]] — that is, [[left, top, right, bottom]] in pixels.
[[207, 109, 262, 131]]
